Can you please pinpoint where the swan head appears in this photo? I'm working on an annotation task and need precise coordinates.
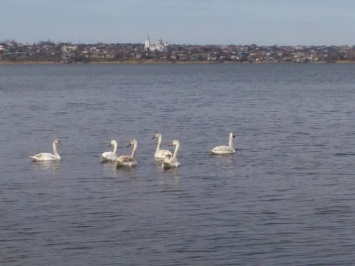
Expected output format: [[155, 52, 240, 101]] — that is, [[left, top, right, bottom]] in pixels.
[[169, 140, 179, 147], [230, 132, 235, 138], [53, 139, 62, 145], [127, 139, 137, 147], [108, 140, 117, 147], [152, 133, 161, 139]]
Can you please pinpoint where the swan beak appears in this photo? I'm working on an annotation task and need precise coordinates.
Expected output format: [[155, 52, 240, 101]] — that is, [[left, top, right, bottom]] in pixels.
[[152, 136, 156, 139], [127, 143, 132, 148], [108, 143, 112, 147], [233, 135, 235, 138], [58, 141, 62, 145], [169, 143, 173, 146]]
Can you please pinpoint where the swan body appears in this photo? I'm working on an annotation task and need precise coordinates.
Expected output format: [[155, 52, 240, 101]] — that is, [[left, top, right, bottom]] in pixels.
[[101, 140, 118, 162], [31, 139, 62, 161], [210, 132, 235, 155], [162, 140, 180, 169], [116, 139, 138, 167], [152, 133, 172, 160]]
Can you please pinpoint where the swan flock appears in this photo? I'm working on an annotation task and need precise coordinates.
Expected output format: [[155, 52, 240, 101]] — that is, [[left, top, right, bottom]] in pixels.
[[31, 132, 236, 168]]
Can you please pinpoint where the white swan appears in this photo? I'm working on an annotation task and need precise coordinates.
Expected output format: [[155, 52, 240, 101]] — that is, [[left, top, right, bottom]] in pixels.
[[116, 139, 138, 167], [210, 132, 235, 155], [152, 133, 172, 160], [162, 140, 181, 169], [31, 139, 62, 161], [101, 140, 118, 162]]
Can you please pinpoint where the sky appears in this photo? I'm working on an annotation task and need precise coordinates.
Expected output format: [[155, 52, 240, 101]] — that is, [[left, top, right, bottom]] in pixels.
[[1, 0, 355, 46]]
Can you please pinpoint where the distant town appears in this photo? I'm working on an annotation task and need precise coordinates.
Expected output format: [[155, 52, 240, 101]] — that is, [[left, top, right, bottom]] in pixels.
[[1, 37, 355, 64]]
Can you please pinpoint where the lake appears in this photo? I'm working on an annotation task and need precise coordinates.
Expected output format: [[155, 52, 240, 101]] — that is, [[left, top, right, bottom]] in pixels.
[[0, 63, 354, 265]]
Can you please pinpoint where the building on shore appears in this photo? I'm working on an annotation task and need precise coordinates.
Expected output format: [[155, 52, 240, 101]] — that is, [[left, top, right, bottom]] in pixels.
[[144, 36, 168, 52]]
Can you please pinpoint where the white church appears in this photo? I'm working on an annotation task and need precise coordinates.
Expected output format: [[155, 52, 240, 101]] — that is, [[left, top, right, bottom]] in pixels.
[[144, 36, 168, 52]]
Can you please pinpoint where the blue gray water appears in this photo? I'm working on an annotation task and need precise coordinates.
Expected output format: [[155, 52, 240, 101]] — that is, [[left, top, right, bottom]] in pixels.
[[0, 63, 354, 265]]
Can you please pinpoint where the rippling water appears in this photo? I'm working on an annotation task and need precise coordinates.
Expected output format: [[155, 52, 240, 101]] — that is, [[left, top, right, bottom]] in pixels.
[[0, 63, 354, 265]]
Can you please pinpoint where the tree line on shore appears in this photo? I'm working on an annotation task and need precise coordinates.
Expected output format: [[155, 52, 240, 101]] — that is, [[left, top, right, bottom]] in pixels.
[[1, 40, 355, 63]]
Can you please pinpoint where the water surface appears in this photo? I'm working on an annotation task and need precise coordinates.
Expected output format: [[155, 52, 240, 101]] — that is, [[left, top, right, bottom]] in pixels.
[[0, 63, 355, 265]]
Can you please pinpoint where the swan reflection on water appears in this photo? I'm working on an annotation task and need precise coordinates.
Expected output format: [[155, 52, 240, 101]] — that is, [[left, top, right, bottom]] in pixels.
[[32, 160, 60, 172], [155, 164, 180, 186], [210, 153, 235, 177], [101, 161, 119, 177], [101, 161, 138, 178]]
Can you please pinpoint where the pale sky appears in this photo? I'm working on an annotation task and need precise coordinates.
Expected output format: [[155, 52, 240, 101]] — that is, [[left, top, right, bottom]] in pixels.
[[1, 0, 355, 46]]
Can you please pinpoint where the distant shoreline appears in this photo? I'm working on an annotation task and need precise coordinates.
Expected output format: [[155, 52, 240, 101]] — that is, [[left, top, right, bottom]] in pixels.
[[1, 60, 355, 65]]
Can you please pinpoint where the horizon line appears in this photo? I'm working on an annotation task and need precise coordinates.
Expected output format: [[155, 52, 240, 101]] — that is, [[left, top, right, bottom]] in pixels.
[[1, 39, 354, 47]]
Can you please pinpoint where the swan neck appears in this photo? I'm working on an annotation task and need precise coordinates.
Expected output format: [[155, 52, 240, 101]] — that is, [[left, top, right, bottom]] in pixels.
[[53, 142, 59, 156], [156, 135, 162, 153], [113, 142, 117, 154], [229, 134, 234, 149], [131, 143, 137, 158], [173, 143, 180, 159]]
